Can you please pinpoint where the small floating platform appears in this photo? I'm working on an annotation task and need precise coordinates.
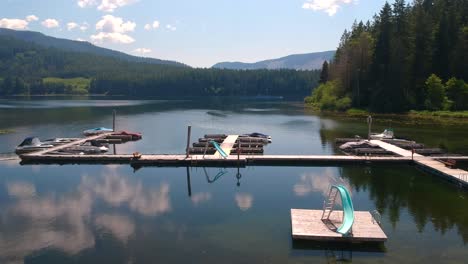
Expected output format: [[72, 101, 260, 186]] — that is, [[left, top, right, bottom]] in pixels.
[[291, 209, 387, 242]]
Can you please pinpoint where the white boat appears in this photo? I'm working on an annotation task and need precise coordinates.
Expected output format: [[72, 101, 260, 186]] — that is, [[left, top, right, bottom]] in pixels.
[[15, 137, 54, 154], [370, 129, 394, 140]]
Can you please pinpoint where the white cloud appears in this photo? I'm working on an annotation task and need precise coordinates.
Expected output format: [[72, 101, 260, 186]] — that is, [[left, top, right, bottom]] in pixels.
[[144, 20, 159, 31], [90, 32, 135, 44], [96, 15, 135, 33], [302, 0, 355, 16], [144, 20, 161, 31], [98, 0, 137, 12], [134, 48, 151, 54], [166, 24, 176, 31], [67, 22, 79, 31], [26, 15, 39, 22], [77, 0, 97, 8], [0, 18, 28, 30], [80, 22, 89, 32], [92, 15, 135, 44], [78, 0, 136, 12], [152, 20, 160, 29], [76, 38, 87, 41], [41, 18, 59, 28]]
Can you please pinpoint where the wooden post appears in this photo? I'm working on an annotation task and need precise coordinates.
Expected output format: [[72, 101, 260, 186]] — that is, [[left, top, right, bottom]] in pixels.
[[186, 126, 192, 158], [112, 110, 116, 131]]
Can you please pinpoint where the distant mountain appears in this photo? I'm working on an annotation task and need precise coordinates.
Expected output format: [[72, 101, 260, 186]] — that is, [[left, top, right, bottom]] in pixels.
[[212, 50, 335, 70], [0, 28, 187, 67]]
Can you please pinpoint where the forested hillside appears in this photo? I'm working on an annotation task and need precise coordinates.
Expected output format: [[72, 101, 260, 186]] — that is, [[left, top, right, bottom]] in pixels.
[[307, 0, 467, 112], [0, 36, 319, 97], [0, 28, 186, 67]]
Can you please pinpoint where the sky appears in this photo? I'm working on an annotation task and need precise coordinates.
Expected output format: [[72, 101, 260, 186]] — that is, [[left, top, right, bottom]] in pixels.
[[0, 0, 389, 68]]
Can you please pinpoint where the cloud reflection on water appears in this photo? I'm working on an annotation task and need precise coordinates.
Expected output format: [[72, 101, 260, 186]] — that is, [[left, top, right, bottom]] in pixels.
[[235, 193, 253, 211], [0, 166, 171, 263], [293, 168, 352, 200]]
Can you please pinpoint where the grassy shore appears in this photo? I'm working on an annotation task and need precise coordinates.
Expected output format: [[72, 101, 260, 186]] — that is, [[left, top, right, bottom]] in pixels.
[[305, 107, 468, 125], [0, 129, 14, 135]]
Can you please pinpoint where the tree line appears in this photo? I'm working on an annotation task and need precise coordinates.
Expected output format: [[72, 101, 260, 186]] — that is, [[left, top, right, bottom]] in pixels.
[[307, 0, 467, 112], [0, 36, 319, 97]]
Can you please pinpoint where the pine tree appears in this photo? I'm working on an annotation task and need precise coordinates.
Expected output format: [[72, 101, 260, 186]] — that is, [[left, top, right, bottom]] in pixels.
[[319, 61, 329, 84]]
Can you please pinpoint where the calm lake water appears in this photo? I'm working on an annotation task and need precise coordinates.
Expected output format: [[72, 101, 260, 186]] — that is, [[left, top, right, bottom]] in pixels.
[[0, 97, 467, 263]]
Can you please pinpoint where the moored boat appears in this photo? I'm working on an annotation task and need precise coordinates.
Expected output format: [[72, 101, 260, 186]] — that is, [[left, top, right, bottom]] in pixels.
[[370, 129, 394, 140], [83, 127, 113, 136], [15, 137, 54, 154]]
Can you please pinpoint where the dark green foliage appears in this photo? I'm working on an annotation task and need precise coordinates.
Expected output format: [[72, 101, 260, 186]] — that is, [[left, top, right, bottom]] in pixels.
[[317, 0, 468, 112], [424, 74, 447, 110], [0, 36, 319, 96], [319, 61, 329, 84], [445, 77, 468, 110]]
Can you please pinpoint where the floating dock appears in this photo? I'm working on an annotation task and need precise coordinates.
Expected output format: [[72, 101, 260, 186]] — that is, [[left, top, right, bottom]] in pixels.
[[18, 134, 468, 189], [291, 209, 387, 242]]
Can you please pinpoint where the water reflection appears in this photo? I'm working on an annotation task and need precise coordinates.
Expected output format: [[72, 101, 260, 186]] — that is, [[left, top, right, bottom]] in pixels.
[[235, 193, 253, 211], [293, 168, 350, 198], [0, 163, 467, 262], [0, 166, 172, 263], [2, 181, 95, 262], [94, 214, 135, 243]]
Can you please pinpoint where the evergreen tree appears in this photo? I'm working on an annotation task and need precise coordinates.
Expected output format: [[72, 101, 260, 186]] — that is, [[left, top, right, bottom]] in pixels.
[[319, 61, 329, 84]]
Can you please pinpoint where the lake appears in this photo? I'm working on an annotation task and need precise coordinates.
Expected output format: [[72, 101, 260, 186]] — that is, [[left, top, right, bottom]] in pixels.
[[0, 97, 467, 263]]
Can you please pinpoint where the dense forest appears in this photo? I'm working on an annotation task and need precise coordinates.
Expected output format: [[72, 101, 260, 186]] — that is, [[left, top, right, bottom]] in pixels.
[[307, 0, 468, 112], [0, 36, 319, 97]]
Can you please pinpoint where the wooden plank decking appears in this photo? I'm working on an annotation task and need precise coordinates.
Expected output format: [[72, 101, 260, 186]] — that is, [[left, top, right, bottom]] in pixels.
[[214, 135, 239, 158], [291, 209, 387, 242], [371, 140, 468, 187]]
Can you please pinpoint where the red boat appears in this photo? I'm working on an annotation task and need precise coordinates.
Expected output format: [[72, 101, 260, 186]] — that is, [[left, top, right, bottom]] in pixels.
[[113, 131, 142, 141]]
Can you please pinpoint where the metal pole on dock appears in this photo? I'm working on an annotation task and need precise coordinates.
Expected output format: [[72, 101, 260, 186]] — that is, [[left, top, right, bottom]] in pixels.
[[112, 110, 116, 131], [113, 110, 117, 154], [186, 126, 192, 158], [367, 115, 372, 140]]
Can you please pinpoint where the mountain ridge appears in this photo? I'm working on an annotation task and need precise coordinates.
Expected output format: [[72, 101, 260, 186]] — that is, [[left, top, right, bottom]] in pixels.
[[212, 50, 335, 70]]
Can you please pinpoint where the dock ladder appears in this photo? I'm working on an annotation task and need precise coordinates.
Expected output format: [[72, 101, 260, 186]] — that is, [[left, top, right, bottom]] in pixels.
[[321, 187, 339, 220]]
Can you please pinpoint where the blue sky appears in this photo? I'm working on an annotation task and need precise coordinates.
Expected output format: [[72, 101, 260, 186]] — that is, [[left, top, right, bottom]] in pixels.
[[0, 0, 389, 67]]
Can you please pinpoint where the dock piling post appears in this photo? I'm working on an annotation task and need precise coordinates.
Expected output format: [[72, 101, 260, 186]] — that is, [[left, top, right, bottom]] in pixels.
[[113, 110, 116, 131], [367, 115, 372, 140], [186, 126, 192, 158]]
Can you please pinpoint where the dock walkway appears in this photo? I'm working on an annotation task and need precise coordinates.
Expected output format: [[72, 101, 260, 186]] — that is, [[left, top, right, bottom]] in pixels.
[[214, 135, 239, 158], [371, 140, 468, 187]]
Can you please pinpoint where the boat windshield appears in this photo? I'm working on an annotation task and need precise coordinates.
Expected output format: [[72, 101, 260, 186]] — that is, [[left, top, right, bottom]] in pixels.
[[18, 137, 41, 146]]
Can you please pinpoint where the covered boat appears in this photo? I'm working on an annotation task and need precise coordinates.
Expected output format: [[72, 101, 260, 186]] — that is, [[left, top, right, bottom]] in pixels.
[[240, 132, 272, 142], [83, 127, 113, 136], [15, 137, 54, 154]]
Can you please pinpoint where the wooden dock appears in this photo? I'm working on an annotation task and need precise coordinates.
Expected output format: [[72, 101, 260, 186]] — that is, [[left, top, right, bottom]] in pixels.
[[291, 209, 387, 242], [371, 140, 468, 187], [17, 135, 468, 189]]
